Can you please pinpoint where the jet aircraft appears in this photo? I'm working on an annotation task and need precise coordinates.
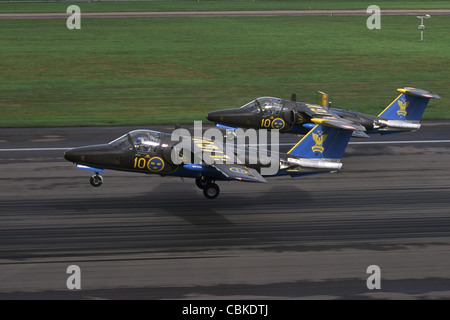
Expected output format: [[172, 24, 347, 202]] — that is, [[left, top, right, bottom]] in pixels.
[[64, 124, 353, 199], [206, 87, 440, 138]]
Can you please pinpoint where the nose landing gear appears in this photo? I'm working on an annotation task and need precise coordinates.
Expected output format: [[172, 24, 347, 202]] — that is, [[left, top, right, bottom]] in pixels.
[[90, 173, 103, 187], [225, 129, 237, 141]]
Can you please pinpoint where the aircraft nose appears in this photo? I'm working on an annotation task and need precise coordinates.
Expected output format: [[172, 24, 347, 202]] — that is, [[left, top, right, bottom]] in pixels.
[[64, 144, 114, 165], [207, 108, 249, 124], [64, 148, 81, 163]]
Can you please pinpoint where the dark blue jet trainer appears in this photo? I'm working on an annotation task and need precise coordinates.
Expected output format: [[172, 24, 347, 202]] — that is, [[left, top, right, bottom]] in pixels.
[[207, 87, 440, 138], [64, 124, 353, 199]]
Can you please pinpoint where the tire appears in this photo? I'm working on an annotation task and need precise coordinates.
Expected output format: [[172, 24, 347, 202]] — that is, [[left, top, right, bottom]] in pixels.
[[226, 130, 236, 141], [203, 183, 220, 199], [90, 175, 103, 187]]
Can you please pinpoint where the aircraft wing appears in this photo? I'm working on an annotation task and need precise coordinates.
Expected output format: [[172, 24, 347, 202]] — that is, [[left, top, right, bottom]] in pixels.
[[311, 117, 367, 132], [211, 163, 267, 183], [352, 130, 370, 138], [181, 136, 266, 183], [302, 104, 367, 133]]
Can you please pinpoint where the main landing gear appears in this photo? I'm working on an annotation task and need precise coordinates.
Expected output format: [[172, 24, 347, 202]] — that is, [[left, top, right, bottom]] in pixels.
[[195, 176, 220, 199], [90, 173, 103, 187]]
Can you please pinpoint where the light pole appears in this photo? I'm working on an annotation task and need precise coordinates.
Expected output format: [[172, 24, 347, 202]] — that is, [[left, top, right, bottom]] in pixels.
[[417, 14, 430, 41]]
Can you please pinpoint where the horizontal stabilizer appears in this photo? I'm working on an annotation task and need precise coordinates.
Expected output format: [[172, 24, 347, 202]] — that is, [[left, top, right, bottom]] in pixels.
[[211, 164, 267, 183], [398, 87, 440, 99]]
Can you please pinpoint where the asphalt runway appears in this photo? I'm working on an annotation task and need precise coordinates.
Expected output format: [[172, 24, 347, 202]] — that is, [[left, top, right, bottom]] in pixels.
[[1, 9, 450, 20], [1, 122, 450, 300]]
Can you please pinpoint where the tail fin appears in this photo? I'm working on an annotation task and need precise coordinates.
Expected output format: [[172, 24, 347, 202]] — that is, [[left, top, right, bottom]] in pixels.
[[378, 87, 440, 121], [287, 124, 353, 160]]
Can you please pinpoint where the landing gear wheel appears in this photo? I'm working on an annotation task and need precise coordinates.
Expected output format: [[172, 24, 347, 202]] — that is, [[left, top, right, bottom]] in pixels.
[[196, 176, 213, 189], [203, 183, 220, 199], [226, 130, 236, 141], [90, 174, 103, 187]]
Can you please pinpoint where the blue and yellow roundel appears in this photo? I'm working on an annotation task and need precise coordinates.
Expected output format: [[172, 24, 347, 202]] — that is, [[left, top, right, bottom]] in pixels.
[[147, 157, 165, 172], [271, 118, 285, 130], [230, 167, 248, 175]]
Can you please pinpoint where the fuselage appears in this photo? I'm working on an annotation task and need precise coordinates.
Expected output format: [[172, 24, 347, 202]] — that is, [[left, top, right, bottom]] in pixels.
[[64, 129, 338, 181], [206, 96, 387, 136]]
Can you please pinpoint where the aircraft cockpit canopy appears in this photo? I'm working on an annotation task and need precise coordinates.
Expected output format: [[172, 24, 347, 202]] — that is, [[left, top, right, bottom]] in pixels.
[[109, 130, 162, 152], [241, 97, 283, 115]]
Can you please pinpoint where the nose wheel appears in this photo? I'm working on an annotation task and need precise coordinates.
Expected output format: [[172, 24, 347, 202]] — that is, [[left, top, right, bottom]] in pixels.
[[90, 174, 103, 187], [225, 129, 236, 141]]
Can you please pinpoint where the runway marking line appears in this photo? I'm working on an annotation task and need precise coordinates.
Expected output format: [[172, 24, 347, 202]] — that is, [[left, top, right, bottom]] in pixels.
[[1, 140, 450, 152]]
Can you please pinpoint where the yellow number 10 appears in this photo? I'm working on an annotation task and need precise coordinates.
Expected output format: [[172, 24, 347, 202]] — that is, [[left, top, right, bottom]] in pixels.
[[134, 157, 147, 169], [261, 119, 271, 128]]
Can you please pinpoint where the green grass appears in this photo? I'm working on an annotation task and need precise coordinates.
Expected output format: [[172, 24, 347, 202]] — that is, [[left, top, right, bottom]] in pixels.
[[0, 15, 448, 127], [1, 0, 450, 13]]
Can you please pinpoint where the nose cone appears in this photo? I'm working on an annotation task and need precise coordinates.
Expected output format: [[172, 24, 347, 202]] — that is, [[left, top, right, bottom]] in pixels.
[[207, 108, 253, 127], [64, 144, 112, 165], [64, 148, 81, 163]]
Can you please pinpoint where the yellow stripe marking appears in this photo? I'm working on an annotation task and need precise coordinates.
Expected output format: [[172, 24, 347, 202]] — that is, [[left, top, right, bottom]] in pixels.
[[377, 93, 403, 117]]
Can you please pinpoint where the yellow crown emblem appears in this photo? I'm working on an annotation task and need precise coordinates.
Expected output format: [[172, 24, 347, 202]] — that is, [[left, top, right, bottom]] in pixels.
[[397, 98, 409, 116], [312, 131, 327, 153]]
